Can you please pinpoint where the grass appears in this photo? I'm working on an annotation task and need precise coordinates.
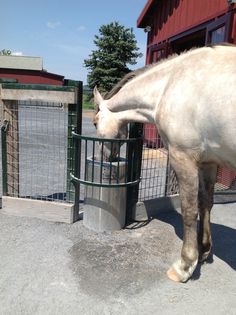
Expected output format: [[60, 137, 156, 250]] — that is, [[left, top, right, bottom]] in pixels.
[[82, 93, 94, 110]]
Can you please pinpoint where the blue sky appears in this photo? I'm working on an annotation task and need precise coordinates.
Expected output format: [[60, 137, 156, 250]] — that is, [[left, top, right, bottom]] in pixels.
[[1, 0, 148, 83]]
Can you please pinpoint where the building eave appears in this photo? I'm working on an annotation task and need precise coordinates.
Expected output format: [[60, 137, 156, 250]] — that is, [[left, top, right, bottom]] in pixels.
[[137, 0, 155, 28]]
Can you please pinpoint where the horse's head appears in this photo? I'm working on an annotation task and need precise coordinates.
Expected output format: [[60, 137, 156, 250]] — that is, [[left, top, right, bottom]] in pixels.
[[93, 86, 128, 160]]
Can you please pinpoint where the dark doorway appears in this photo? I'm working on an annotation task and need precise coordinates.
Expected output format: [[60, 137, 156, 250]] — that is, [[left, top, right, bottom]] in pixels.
[[171, 29, 206, 54]]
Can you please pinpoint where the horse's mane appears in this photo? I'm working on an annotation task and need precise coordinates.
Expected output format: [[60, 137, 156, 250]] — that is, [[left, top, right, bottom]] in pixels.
[[103, 54, 180, 100], [103, 65, 156, 100], [103, 43, 235, 100]]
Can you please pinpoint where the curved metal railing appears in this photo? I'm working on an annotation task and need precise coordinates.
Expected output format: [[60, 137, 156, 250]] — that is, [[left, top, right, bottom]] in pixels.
[[70, 132, 143, 188]]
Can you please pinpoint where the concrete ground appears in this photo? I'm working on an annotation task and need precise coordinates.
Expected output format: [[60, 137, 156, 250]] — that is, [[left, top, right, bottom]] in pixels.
[[0, 202, 236, 315]]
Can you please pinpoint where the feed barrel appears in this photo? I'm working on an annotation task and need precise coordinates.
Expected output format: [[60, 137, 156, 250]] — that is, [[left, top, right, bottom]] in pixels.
[[83, 157, 127, 232]]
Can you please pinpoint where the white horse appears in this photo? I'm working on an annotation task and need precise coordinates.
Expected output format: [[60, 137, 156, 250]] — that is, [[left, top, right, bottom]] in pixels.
[[93, 44, 236, 282]]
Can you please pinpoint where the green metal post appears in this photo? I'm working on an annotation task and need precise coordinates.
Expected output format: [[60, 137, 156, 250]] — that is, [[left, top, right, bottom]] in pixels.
[[125, 123, 143, 224], [66, 82, 83, 221], [1, 122, 8, 195], [73, 82, 83, 221], [66, 103, 77, 203]]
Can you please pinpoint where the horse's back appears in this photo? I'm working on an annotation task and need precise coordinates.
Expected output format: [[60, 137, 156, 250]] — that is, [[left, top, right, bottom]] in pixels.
[[158, 45, 236, 169]]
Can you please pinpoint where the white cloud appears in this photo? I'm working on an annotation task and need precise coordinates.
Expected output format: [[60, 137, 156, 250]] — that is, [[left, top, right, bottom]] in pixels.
[[46, 21, 61, 29]]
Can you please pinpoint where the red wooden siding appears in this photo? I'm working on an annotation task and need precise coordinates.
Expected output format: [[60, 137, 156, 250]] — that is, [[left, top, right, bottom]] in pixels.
[[138, 0, 235, 45], [153, 0, 228, 43]]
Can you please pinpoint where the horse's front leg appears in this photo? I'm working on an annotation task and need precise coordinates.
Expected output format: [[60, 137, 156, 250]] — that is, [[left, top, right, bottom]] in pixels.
[[167, 148, 199, 282]]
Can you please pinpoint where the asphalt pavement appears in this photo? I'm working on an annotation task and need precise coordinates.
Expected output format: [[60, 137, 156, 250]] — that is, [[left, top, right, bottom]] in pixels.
[[0, 202, 236, 315]]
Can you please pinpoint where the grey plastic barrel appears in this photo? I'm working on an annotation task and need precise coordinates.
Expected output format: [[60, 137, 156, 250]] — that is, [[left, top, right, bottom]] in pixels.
[[83, 157, 127, 232]]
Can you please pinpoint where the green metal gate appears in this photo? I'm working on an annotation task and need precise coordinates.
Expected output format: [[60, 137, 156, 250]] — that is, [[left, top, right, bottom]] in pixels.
[[0, 81, 82, 223]]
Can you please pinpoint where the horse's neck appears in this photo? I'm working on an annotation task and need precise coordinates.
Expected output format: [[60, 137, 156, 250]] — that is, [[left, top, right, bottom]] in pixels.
[[115, 108, 154, 124], [106, 75, 168, 125], [106, 92, 154, 124]]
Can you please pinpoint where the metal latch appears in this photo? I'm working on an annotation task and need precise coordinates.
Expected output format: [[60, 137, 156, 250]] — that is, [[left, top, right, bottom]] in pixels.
[[1, 119, 9, 132]]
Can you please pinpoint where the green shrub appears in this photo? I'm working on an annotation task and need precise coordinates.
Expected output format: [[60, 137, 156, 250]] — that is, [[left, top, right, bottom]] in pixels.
[[82, 93, 94, 110]]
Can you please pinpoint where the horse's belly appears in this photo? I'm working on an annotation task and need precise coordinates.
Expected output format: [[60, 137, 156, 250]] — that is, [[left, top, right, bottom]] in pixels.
[[204, 140, 236, 170]]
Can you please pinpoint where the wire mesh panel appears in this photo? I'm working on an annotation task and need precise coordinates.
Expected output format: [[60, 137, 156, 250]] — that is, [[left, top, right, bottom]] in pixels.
[[3, 100, 69, 202], [215, 167, 236, 193], [139, 123, 236, 201], [139, 146, 168, 200], [139, 123, 178, 201]]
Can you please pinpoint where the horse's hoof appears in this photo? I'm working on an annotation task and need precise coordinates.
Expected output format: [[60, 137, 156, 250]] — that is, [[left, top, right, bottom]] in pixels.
[[199, 250, 211, 263], [166, 267, 182, 282], [167, 258, 198, 283]]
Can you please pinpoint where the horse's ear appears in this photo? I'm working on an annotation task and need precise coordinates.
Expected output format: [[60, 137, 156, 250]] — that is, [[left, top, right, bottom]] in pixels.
[[93, 86, 104, 107]]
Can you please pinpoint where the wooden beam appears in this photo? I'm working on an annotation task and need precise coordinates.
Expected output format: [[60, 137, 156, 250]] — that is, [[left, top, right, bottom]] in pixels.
[[2, 196, 76, 224], [1, 89, 76, 103], [4, 100, 19, 196]]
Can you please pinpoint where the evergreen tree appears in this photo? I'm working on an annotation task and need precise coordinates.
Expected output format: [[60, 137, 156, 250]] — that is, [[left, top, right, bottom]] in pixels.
[[0, 49, 12, 55], [84, 21, 142, 92]]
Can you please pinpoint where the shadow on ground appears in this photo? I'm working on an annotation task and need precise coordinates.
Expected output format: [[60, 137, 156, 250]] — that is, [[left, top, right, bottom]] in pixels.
[[68, 198, 236, 302], [149, 208, 236, 280]]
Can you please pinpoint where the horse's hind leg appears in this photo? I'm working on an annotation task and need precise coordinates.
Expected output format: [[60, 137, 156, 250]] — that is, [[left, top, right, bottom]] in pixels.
[[167, 148, 199, 282], [198, 163, 217, 262]]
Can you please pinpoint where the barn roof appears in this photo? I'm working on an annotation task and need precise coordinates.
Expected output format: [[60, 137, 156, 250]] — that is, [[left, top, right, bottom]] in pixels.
[[0, 55, 43, 71], [137, 0, 155, 28]]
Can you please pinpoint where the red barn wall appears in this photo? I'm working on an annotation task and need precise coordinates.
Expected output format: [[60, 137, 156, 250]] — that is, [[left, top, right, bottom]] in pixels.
[[148, 0, 230, 44], [0, 69, 64, 85], [138, 0, 236, 65]]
